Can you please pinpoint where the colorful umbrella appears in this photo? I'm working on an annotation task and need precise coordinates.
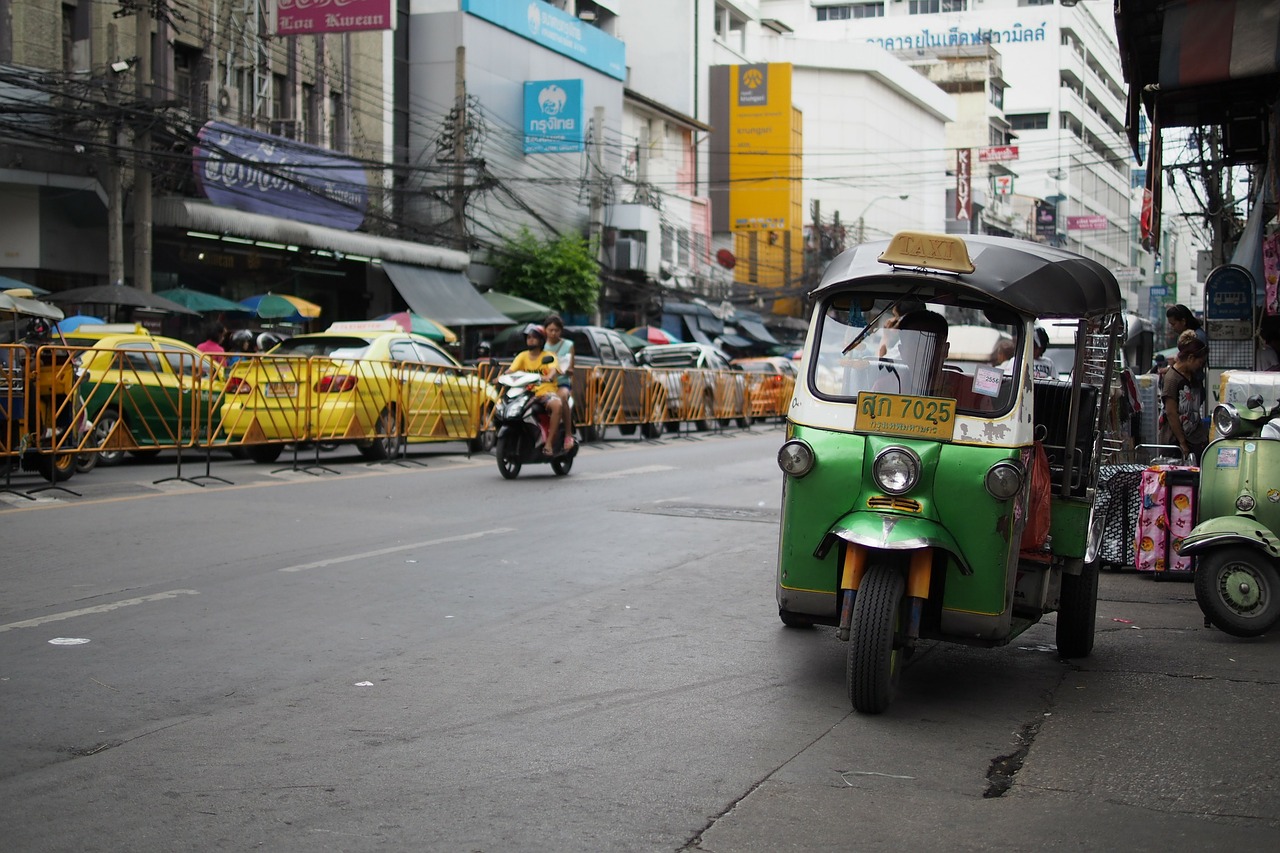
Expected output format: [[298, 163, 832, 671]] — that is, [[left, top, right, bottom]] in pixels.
[[55, 314, 106, 333], [628, 325, 682, 345], [377, 311, 458, 343], [155, 287, 248, 314], [239, 293, 322, 321]]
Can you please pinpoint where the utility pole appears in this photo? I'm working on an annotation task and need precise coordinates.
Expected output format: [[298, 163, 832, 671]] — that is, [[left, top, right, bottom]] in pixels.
[[106, 23, 125, 287], [133, 0, 154, 292], [588, 105, 605, 326], [451, 46, 468, 250]]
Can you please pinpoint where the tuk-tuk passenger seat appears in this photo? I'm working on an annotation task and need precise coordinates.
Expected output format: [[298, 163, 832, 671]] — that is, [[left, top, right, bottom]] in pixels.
[[1032, 379, 1098, 496]]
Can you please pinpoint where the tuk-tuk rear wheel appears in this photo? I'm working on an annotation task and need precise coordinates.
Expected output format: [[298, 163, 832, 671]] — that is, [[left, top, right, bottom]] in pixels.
[[1194, 547, 1280, 638], [1057, 560, 1099, 658], [34, 450, 76, 483], [847, 564, 905, 714]]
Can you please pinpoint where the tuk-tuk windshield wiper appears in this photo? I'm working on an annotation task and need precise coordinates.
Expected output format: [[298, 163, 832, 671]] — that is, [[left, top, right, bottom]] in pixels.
[[841, 292, 919, 355]]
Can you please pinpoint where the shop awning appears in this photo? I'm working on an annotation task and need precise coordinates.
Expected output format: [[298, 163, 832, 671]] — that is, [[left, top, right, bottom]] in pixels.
[[154, 198, 470, 270], [719, 332, 754, 348], [687, 326, 711, 345], [738, 317, 779, 345], [383, 263, 512, 327]]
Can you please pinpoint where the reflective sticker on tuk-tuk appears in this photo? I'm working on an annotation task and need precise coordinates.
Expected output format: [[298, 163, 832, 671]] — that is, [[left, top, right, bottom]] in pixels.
[[1216, 446, 1240, 468], [855, 392, 957, 440]]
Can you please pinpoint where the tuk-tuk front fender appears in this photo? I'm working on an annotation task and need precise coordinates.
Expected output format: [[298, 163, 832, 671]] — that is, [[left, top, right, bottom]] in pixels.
[[815, 511, 972, 576], [1178, 516, 1280, 560]]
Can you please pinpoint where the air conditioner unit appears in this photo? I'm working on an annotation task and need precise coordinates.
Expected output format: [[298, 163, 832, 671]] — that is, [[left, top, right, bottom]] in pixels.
[[216, 87, 238, 116], [611, 238, 645, 271]]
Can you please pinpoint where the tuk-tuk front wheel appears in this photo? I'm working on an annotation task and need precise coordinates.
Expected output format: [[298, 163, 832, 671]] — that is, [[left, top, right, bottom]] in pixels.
[[847, 564, 905, 714], [1195, 547, 1280, 638], [1057, 560, 1099, 658]]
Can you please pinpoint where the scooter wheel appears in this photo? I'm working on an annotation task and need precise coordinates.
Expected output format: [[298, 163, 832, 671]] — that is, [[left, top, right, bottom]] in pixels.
[[1195, 547, 1280, 638], [496, 434, 521, 479]]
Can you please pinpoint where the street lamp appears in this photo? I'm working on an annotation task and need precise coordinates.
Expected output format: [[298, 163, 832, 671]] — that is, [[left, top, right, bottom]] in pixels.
[[856, 193, 910, 244]]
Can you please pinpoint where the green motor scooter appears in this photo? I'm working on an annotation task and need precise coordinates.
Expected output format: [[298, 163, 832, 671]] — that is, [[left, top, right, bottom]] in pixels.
[[1179, 390, 1280, 637]]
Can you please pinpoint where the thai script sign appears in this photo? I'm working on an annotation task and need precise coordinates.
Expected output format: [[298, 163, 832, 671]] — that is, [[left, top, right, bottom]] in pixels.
[[1068, 215, 1108, 231], [462, 0, 625, 81], [866, 21, 1048, 52], [979, 145, 1019, 163], [272, 0, 393, 35], [193, 121, 368, 231], [1205, 264, 1255, 341], [524, 79, 584, 154]]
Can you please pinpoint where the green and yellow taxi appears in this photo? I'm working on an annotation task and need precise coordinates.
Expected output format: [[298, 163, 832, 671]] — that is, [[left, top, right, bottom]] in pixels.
[[216, 321, 492, 463], [68, 327, 226, 465]]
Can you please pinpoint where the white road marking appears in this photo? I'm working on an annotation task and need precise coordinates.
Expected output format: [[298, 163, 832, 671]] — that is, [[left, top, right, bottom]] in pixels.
[[575, 464, 675, 481], [278, 527, 516, 573], [0, 589, 199, 633]]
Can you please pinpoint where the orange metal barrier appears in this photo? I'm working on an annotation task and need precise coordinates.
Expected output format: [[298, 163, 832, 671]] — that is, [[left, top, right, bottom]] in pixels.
[[743, 373, 794, 419], [581, 365, 665, 434]]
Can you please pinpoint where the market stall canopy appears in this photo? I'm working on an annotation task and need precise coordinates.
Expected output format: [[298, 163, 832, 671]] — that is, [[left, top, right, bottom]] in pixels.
[[376, 311, 458, 343], [239, 293, 322, 321], [735, 311, 780, 345], [384, 263, 512, 326], [155, 287, 248, 314], [46, 284, 200, 316], [481, 291, 553, 324], [0, 276, 47, 295], [0, 291, 63, 320]]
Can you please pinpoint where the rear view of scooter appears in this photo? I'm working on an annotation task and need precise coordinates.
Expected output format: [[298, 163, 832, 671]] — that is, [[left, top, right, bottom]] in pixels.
[[492, 355, 577, 479], [1179, 381, 1280, 637]]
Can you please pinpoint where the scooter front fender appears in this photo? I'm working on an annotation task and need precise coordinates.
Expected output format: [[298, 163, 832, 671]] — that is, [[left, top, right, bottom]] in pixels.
[[815, 511, 971, 576], [1179, 516, 1280, 560]]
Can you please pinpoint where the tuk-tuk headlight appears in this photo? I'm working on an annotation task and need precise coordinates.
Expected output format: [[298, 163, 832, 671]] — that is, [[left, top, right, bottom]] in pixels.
[[872, 447, 920, 495], [984, 461, 1025, 501], [777, 440, 815, 478], [1213, 404, 1241, 438], [1236, 494, 1256, 513]]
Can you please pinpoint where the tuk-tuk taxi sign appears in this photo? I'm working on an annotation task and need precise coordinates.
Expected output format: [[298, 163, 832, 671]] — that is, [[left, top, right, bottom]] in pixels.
[[878, 231, 976, 275], [855, 392, 957, 441]]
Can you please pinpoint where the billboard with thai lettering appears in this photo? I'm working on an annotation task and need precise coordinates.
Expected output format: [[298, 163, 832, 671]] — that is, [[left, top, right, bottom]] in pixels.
[[193, 121, 369, 231], [272, 0, 394, 36]]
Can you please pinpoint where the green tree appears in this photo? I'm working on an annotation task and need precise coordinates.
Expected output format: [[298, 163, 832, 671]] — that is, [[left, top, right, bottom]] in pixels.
[[492, 229, 600, 316]]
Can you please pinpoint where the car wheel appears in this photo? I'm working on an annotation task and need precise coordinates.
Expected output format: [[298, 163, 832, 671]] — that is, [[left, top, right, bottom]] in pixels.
[[617, 423, 637, 436], [91, 408, 126, 466], [359, 407, 400, 461], [247, 443, 284, 464], [468, 429, 496, 454], [641, 422, 661, 439]]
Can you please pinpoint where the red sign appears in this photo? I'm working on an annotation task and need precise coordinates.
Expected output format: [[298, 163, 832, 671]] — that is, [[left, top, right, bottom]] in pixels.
[[273, 0, 394, 36], [1067, 215, 1109, 231], [979, 145, 1019, 163], [955, 149, 971, 222]]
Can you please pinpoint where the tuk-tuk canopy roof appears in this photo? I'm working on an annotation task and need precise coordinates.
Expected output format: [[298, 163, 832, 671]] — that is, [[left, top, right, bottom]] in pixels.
[[815, 233, 1123, 319], [0, 291, 63, 320]]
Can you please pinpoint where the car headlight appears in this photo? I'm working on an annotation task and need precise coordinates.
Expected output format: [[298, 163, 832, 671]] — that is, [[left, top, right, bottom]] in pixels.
[[984, 461, 1024, 500], [777, 440, 815, 478], [873, 447, 920, 495], [1213, 404, 1241, 438]]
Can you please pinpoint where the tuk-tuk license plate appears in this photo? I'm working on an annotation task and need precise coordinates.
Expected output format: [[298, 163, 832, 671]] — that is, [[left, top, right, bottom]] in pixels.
[[855, 392, 957, 441]]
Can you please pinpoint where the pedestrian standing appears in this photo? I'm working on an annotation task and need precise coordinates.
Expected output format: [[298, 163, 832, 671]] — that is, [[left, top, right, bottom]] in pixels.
[[1157, 331, 1209, 462], [197, 321, 228, 366]]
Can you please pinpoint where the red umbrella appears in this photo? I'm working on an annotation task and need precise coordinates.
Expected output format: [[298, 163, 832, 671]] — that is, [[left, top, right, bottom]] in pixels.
[[628, 326, 682, 345]]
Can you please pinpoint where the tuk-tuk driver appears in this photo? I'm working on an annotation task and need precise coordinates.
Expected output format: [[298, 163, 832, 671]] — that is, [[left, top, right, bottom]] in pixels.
[[505, 323, 572, 454], [891, 309, 991, 410]]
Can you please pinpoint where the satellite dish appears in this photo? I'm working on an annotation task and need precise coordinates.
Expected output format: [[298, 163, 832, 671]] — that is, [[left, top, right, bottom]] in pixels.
[[716, 249, 736, 270]]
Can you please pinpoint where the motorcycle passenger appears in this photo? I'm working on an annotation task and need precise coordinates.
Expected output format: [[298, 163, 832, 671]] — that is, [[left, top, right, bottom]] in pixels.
[[505, 323, 571, 455], [1158, 331, 1209, 461], [542, 314, 574, 426], [225, 329, 258, 367]]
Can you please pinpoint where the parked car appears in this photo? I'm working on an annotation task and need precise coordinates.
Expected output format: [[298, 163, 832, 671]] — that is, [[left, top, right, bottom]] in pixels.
[[218, 323, 492, 463], [564, 325, 662, 439], [71, 331, 225, 465], [730, 356, 797, 420], [636, 342, 748, 431]]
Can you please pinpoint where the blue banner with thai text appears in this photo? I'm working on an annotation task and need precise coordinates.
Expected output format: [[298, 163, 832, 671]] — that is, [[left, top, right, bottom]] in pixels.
[[524, 79, 584, 154], [463, 0, 625, 81]]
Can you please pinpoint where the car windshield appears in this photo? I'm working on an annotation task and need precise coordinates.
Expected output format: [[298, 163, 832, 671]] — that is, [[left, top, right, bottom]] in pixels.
[[810, 292, 1022, 416], [273, 336, 372, 358]]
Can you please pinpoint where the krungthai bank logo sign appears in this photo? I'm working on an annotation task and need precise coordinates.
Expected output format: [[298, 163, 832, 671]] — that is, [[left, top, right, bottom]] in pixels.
[[738, 64, 768, 106], [523, 79, 584, 154]]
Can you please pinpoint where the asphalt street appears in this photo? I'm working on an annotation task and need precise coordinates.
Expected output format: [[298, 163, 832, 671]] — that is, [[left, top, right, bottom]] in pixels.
[[1, 427, 1277, 852]]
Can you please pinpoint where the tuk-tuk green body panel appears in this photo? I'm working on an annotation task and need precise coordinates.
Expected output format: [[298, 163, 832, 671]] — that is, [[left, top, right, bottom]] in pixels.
[[1047, 497, 1090, 559], [778, 423, 1021, 619], [1188, 438, 1280, 552], [1179, 515, 1280, 558]]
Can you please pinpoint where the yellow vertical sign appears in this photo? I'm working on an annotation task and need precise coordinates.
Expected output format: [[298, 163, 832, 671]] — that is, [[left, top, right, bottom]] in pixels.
[[728, 63, 793, 232]]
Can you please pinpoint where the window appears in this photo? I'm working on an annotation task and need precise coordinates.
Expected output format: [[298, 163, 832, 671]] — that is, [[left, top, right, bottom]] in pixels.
[[989, 82, 1004, 111], [173, 45, 201, 110], [329, 91, 346, 151], [909, 0, 967, 13], [61, 4, 76, 72], [818, 4, 883, 20], [301, 83, 319, 145], [1009, 113, 1049, 131]]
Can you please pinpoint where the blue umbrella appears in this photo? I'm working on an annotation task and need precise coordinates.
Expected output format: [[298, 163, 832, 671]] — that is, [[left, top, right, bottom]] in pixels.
[[55, 314, 107, 333]]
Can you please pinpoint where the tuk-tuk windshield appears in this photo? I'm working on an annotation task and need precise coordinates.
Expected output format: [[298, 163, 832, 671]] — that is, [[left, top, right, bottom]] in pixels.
[[811, 293, 1022, 416]]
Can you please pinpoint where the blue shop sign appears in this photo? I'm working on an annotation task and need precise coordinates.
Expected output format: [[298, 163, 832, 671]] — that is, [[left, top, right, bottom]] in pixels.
[[463, 0, 625, 81], [193, 121, 368, 231], [524, 79, 584, 154]]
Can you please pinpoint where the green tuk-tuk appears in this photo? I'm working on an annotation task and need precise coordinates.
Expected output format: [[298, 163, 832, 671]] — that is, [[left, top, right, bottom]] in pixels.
[[776, 231, 1124, 713]]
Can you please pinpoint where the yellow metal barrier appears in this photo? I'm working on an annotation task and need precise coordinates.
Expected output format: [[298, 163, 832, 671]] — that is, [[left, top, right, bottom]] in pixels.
[[207, 353, 312, 461]]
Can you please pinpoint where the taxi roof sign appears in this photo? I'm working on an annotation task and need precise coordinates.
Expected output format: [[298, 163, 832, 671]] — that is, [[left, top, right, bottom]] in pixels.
[[326, 320, 400, 333], [878, 231, 976, 274]]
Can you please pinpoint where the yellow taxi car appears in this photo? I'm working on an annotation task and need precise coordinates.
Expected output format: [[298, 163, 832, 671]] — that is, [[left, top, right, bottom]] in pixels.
[[216, 321, 491, 463], [67, 327, 226, 465]]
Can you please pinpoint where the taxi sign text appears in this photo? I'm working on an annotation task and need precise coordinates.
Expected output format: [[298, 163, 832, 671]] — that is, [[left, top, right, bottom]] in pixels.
[[878, 231, 976, 274], [855, 392, 957, 441]]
